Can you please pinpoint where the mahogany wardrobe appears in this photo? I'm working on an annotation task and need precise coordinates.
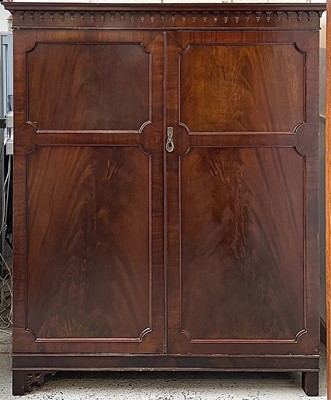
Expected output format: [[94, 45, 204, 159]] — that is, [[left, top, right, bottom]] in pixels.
[[4, 1, 325, 396]]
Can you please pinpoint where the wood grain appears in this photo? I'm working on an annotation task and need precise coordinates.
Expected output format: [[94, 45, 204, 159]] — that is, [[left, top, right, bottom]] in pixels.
[[27, 146, 151, 339], [180, 44, 305, 133], [180, 147, 304, 341], [27, 43, 150, 131]]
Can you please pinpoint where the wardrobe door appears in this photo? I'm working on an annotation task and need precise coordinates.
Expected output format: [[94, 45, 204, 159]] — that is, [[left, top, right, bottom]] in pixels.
[[166, 31, 319, 356], [14, 30, 165, 354]]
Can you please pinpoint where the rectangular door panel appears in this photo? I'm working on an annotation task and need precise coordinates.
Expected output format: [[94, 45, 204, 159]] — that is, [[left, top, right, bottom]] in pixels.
[[27, 146, 151, 340], [180, 147, 304, 342], [180, 43, 305, 133], [27, 43, 151, 132]]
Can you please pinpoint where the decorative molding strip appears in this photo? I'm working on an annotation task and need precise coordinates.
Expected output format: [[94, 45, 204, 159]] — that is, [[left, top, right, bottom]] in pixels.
[[179, 328, 308, 344], [4, 4, 325, 30]]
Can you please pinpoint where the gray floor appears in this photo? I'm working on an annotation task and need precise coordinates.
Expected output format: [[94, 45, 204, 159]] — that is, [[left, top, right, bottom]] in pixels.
[[0, 332, 327, 400]]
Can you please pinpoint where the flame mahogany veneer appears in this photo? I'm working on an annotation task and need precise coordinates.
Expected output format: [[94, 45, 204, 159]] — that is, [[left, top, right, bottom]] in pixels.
[[4, 1, 325, 396]]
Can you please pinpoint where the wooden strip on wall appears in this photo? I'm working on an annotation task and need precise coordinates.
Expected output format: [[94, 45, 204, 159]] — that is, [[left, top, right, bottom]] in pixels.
[[326, 0, 331, 398]]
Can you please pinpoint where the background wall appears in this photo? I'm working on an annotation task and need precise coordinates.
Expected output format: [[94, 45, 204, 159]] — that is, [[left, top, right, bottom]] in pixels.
[[0, 5, 9, 32]]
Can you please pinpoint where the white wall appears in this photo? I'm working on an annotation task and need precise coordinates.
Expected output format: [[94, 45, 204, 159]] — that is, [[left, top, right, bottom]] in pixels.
[[0, 5, 10, 32]]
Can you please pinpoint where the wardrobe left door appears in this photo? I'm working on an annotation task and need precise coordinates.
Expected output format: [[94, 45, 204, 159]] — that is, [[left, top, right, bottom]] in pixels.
[[13, 30, 165, 354]]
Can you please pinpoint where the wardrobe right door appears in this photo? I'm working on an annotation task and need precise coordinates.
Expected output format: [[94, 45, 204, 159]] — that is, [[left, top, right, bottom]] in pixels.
[[165, 30, 320, 359]]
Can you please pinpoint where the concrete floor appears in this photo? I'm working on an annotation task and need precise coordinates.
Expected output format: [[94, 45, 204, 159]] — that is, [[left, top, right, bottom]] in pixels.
[[0, 332, 327, 400]]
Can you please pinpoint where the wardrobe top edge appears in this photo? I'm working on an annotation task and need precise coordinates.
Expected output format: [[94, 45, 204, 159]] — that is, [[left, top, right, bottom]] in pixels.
[[2, 2, 327, 13]]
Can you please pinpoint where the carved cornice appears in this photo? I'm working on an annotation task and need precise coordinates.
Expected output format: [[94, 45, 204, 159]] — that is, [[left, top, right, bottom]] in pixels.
[[3, 3, 325, 30]]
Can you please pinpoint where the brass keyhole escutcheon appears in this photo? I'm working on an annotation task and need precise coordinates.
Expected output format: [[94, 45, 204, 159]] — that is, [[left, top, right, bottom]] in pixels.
[[166, 126, 174, 153]]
